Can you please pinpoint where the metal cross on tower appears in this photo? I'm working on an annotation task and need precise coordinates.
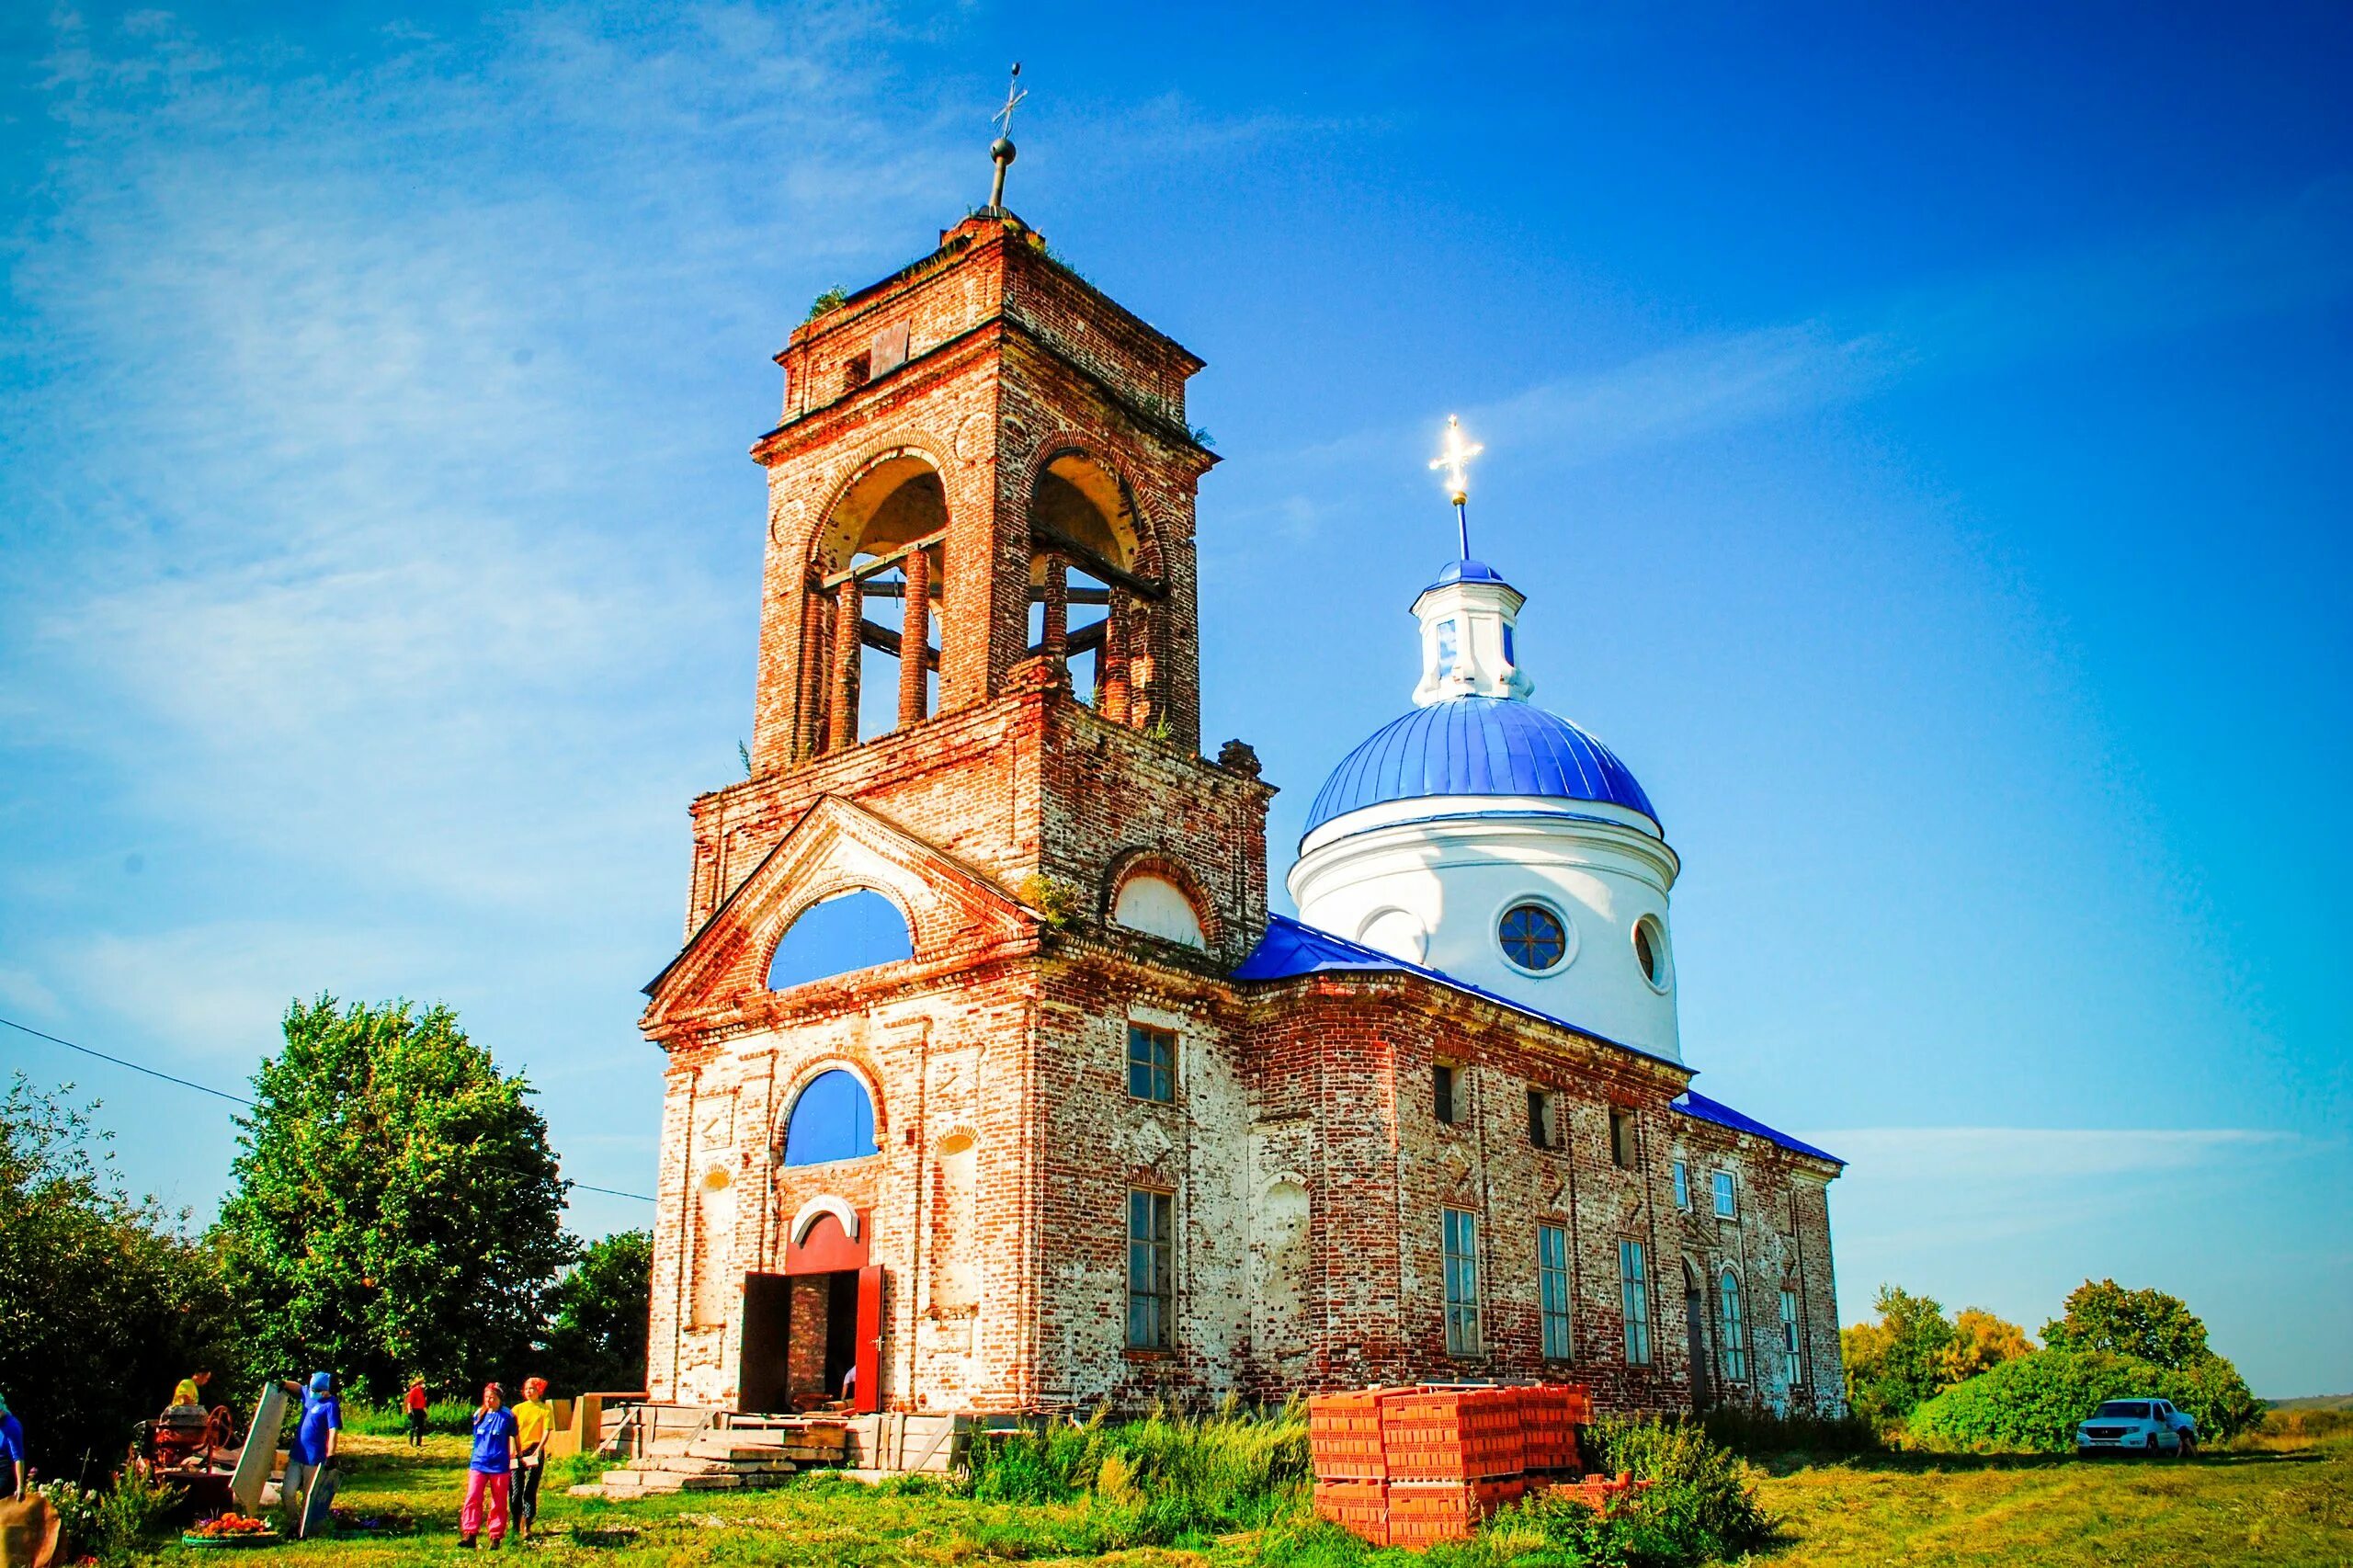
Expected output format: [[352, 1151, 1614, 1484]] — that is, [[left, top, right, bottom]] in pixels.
[[988, 62, 1026, 212], [1429, 415, 1484, 559]]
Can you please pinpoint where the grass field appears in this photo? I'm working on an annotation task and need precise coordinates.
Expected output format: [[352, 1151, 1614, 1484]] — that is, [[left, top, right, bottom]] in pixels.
[[119, 1423, 2352, 1566]]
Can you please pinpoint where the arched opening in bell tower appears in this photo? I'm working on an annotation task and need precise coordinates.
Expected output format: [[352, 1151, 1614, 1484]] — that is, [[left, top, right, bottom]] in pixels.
[[1026, 450, 1164, 728], [803, 451, 947, 754]]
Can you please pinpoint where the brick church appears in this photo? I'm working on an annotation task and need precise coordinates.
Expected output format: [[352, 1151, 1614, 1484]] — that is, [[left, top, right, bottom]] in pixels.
[[637, 186, 1847, 1419]]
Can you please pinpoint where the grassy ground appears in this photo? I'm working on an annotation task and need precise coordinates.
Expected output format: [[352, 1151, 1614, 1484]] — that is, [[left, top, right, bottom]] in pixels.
[[1746, 1431, 2353, 1566], [122, 1426, 2352, 1566]]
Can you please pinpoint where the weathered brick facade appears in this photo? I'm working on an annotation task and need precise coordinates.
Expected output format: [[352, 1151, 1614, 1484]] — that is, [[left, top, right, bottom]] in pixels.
[[638, 212, 1844, 1418]]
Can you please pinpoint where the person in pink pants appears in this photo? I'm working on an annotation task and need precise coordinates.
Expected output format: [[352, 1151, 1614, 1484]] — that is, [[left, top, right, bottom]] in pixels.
[[460, 1382, 519, 1549]]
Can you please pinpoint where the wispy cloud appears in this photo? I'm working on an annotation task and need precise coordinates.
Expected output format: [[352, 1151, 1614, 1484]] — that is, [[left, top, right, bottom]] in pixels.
[[1807, 1124, 2339, 1255], [1212, 175, 2353, 556], [0, 6, 968, 923]]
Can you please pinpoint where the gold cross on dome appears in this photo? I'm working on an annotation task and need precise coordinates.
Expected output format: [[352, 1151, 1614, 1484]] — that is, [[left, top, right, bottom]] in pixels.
[[1429, 415, 1483, 506]]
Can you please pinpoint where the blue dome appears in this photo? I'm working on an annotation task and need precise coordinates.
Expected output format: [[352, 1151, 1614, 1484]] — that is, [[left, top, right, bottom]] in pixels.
[[1427, 558, 1507, 589], [1304, 697, 1659, 834]]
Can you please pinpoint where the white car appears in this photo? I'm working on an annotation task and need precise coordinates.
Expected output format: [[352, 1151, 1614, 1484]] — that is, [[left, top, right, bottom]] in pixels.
[[2075, 1398, 2198, 1457]]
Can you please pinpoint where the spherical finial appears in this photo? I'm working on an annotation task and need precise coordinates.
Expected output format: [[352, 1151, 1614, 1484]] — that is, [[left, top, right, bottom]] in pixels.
[[991, 136, 1016, 165]]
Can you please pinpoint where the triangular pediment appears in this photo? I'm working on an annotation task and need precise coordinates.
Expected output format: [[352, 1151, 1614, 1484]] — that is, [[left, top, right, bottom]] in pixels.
[[641, 795, 1034, 1035]]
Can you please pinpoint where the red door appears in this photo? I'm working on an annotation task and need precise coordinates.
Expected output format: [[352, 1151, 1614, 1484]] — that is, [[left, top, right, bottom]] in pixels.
[[854, 1265, 883, 1414]]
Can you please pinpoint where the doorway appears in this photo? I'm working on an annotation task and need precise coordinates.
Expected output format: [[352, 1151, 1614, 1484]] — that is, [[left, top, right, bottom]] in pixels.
[[737, 1269, 860, 1411]]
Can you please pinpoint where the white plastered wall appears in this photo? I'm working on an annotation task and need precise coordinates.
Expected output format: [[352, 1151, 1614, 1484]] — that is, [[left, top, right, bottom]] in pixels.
[[1288, 797, 1683, 1062]]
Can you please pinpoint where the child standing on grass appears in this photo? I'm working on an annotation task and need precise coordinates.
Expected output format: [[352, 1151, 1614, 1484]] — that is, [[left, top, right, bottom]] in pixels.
[[508, 1378, 551, 1540], [405, 1377, 429, 1448], [461, 1382, 518, 1550]]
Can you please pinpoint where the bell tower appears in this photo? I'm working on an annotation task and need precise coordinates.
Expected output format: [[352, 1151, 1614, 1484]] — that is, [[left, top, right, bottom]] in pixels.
[[668, 203, 1269, 967], [746, 212, 1213, 773]]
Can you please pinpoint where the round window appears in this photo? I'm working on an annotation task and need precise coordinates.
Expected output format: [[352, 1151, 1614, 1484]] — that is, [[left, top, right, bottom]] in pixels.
[[1498, 903, 1569, 972], [1633, 915, 1670, 991]]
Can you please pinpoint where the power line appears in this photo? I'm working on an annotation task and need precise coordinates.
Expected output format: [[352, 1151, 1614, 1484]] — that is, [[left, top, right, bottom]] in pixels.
[[1, 1012, 655, 1203], [2, 1014, 254, 1105]]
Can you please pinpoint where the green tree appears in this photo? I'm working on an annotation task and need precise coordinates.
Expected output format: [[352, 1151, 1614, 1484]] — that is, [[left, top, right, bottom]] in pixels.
[[2041, 1279, 2210, 1368], [1841, 1285, 1958, 1427], [212, 997, 574, 1400], [538, 1229, 652, 1394], [0, 1076, 243, 1476], [2040, 1278, 2259, 1439]]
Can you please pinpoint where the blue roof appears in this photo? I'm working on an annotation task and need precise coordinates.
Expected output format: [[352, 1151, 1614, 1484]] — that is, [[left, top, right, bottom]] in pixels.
[[1427, 558, 1508, 589], [1231, 915, 1677, 1067], [1304, 696, 1659, 834], [1672, 1089, 1843, 1166]]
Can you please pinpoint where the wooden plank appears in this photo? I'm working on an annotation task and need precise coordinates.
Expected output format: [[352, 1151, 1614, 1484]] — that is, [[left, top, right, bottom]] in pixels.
[[1031, 527, 1165, 601], [821, 531, 944, 590], [296, 1460, 339, 1540], [857, 619, 938, 669], [230, 1384, 287, 1515], [1027, 619, 1107, 660]]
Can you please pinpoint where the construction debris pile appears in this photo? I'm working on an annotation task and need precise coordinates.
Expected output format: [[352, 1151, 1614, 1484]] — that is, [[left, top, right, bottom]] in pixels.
[[1307, 1385, 1646, 1551]]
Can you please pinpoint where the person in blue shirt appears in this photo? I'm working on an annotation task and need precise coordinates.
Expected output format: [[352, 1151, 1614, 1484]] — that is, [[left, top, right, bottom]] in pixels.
[[0, 1390, 27, 1501], [460, 1382, 518, 1549], [278, 1371, 340, 1537]]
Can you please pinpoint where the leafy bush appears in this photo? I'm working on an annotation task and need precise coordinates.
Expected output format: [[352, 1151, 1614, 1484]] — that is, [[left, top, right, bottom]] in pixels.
[[1584, 1416, 1777, 1563], [30, 1480, 104, 1561], [93, 1465, 181, 1565], [1908, 1347, 2262, 1451], [0, 1076, 245, 1476], [2165, 1352, 2263, 1440]]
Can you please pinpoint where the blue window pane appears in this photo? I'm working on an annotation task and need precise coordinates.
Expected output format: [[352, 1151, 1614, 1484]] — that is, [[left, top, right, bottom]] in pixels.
[[767, 889, 913, 991], [782, 1069, 879, 1166], [1437, 619, 1459, 667]]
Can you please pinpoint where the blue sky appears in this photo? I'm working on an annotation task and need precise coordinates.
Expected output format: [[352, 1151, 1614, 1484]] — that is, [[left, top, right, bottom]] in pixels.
[[2, 3, 2347, 1395]]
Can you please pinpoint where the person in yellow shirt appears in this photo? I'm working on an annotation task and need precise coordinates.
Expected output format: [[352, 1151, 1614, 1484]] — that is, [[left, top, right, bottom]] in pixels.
[[170, 1370, 212, 1410], [508, 1378, 553, 1540]]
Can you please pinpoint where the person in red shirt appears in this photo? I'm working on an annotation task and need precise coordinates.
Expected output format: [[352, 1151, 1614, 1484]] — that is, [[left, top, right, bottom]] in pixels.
[[404, 1377, 429, 1449]]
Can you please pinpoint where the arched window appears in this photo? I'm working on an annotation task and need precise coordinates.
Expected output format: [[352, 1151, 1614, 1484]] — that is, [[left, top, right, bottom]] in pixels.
[[782, 1069, 879, 1167], [1027, 451, 1161, 731], [1719, 1269, 1747, 1381], [767, 889, 913, 991], [808, 452, 948, 754], [1113, 873, 1205, 948]]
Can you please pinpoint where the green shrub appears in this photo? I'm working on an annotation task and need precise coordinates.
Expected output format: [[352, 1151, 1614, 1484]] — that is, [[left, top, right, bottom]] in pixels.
[[29, 1480, 104, 1561], [1583, 1416, 1776, 1563], [93, 1465, 181, 1565], [1912, 1347, 2264, 1451], [2166, 1353, 2263, 1440]]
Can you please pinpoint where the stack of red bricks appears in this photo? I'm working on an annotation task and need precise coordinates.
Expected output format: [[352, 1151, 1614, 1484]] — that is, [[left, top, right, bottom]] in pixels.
[[1308, 1384, 1634, 1551]]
